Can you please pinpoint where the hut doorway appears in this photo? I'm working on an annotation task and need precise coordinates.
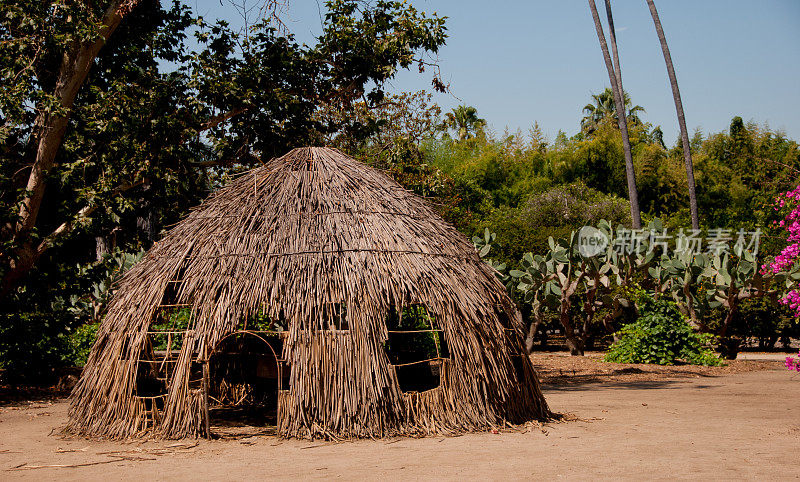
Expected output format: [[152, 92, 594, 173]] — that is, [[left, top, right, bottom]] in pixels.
[[206, 331, 288, 437]]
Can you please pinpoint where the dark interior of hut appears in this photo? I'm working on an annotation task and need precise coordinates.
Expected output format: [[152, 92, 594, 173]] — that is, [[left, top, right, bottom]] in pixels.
[[207, 333, 287, 434]]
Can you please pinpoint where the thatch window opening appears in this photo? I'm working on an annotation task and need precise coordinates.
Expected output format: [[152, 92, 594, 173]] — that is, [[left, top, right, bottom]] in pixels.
[[509, 354, 527, 384], [135, 337, 168, 398], [496, 307, 523, 343], [206, 331, 286, 433], [303, 302, 349, 331], [135, 307, 195, 410], [385, 304, 450, 393], [496, 308, 513, 329], [241, 306, 288, 333], [150, 306, 194, 351]]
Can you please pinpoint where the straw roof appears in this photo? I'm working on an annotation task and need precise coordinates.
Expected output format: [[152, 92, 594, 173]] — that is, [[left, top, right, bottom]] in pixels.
[[67, 147, 550, 439]]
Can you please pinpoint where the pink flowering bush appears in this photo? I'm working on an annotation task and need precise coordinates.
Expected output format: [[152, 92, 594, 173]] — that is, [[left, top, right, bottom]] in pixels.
[[786, 351, 800, 371], [765, 186, 800, 373], [764, 185, 800, 315]]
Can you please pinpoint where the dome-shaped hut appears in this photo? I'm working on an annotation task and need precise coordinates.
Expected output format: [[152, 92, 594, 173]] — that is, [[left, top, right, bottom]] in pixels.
[[67, 147, 550, 439]]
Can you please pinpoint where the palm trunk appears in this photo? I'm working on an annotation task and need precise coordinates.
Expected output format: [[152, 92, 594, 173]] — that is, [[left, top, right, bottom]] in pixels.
[[603, 0, 624, 110], [646, 0, 700, 230], [588, 0, 641, 229]]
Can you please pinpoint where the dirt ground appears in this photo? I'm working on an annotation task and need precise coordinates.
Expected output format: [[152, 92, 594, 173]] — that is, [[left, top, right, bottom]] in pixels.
[[1, 355, 798, 480]]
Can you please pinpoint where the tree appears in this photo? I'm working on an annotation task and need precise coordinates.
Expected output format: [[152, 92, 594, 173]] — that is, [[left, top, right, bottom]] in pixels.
[[581, 87, 645, 135], [588, 0, 641, 228], [645, 0, 700, 230], [0, 0, 448, 297], [443, 105, 486, 141], [1, 0, 146, 297], [317, 90, 443, 156]]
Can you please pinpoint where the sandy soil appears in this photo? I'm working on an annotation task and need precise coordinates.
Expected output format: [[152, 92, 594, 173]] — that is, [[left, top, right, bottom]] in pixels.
[[1, 358, 798, 481]]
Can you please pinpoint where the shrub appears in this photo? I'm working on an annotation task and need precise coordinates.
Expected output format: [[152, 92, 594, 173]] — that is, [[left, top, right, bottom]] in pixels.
[[65, 323, 100, 367], [605, 298, 723, 366], [0, 310, 75, 383]]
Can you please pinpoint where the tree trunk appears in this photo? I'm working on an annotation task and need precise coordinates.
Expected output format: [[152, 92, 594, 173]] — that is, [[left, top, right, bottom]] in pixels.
[[16, 1, 131, 237], [718, 310, 736, 339], [674, 284, 707, 331], [560, 300, 584, 356], [646, 0, 700, 230], [564, 334, 585, 357], [525, 316, 543, 353], [96, 236, 113, 261], [589, 0, 641, 228], [603, 0, 625, 115], [601, 299, 623, 341], [135, 182, 156, 243], [0, 245, 37, 298], [717, 298, 740, 359], [718, 296, 739, 339]]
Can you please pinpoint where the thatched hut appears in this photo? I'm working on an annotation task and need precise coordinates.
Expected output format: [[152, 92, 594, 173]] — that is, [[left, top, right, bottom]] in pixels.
[[67, 147, 549, 439]]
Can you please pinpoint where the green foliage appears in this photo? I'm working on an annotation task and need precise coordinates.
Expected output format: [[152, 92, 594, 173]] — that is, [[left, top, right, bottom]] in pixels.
[[690, 118, 799, 234], [605, 299, 722, 366], [64, 322, 100, 367], [492, 182, 630, 262], [1, 0, 447, 278], [472, 228, 507, 273], [425, 95, 798, 268], [500, 216, 784, 355], [0, 309, 74, 383], [247, 306, 288, 332], [0, 247, 143, 382], [67, 249, 145, 323], [150, 308, 193, 351], [732, 297, 799, 348]]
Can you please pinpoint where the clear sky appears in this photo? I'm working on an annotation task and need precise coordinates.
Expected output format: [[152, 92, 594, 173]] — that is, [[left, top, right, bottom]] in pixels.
[[197, 0, 800, 146]]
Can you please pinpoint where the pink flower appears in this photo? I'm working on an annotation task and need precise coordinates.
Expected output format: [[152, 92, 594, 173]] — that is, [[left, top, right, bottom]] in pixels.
[[786, 351, 800, 371]]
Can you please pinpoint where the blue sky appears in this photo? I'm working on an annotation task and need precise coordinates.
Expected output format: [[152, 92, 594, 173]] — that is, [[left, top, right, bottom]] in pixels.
[[198, 0, 800, 146]]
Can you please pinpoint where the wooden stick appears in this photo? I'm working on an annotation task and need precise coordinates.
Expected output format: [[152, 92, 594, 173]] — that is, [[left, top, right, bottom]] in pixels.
[[202, 358, 211, 439]]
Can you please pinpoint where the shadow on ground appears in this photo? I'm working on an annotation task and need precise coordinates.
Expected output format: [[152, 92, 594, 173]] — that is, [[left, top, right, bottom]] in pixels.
[[541, 376, 722, 391]]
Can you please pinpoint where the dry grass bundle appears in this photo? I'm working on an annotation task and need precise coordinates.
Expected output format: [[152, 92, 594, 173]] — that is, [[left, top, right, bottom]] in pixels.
[[66, 147, 550, 440]]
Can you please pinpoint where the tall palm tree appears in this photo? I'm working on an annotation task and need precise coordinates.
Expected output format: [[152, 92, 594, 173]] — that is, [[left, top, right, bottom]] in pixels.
[[588, 0, 641, 228], [646, 0, 699, 230]]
